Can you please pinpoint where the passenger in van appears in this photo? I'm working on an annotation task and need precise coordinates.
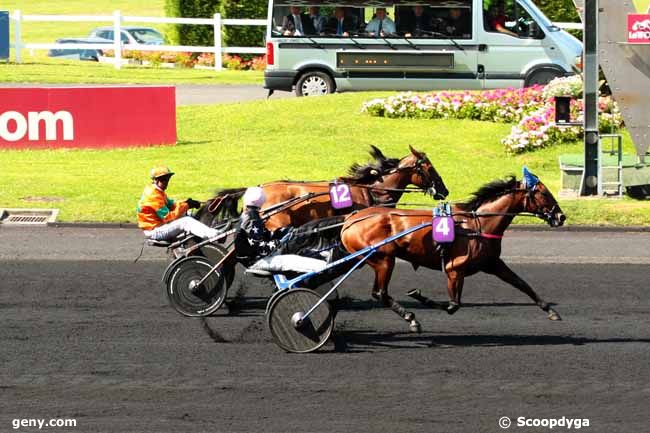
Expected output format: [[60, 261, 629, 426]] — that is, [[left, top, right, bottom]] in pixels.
[[402, 6, 433, 37], [308, 6, 327, 35], [281, 6, 316, 36], [365, 8, 396, 37], [485, 0, 517, 37], [441, 7, 471, 38], [325, 7, 356, 36]]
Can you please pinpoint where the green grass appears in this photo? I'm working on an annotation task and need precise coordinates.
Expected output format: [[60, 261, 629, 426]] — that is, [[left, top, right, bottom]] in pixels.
[[0, 58, 263, 85], [1, 92, 648, 225]]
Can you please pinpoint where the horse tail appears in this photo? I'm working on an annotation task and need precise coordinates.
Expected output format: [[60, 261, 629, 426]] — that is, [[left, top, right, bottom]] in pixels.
[[196, 187, 246, 227]]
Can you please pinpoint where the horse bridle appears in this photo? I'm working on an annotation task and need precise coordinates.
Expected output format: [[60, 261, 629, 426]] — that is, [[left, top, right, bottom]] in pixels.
[[389, 154, 439, 195], [521, 186, 562, 224]]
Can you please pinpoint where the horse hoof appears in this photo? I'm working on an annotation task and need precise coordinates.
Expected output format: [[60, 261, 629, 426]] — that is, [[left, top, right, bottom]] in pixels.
[[548, 309, 562, 321], [409, 320, 421, 333]]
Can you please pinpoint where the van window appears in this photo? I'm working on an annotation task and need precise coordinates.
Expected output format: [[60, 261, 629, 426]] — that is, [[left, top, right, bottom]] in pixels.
[[271, 1, 473, 39], [483, 0, 544, 39]]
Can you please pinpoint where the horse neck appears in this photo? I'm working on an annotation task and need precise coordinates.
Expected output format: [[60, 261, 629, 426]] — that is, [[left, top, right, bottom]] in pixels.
[[474, 191, 526, 235], [370, 170, 411, 204]]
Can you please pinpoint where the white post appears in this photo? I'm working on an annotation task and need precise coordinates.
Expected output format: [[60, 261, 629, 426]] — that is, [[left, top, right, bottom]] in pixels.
[[113, 10, 122, 70], [213, 13, 222, 71], [13, 10, 22, 63]]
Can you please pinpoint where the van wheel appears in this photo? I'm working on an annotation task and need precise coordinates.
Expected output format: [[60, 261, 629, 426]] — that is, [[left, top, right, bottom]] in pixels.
[[524, 69, 562, 87], [295, 71, 334, 97]]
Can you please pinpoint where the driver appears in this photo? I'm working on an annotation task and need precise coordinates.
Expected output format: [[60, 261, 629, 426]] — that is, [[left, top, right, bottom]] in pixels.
[[137, 166, 219, 241], [235, 187, 327, 273]]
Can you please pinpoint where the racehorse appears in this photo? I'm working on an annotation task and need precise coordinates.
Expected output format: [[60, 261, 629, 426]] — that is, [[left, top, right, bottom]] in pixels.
[[340, 168, 566, 332], [195, 145, 449, 230]]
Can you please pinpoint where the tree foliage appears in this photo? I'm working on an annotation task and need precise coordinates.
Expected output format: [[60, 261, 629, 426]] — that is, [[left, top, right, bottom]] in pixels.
[[533, 0, 580, 23]]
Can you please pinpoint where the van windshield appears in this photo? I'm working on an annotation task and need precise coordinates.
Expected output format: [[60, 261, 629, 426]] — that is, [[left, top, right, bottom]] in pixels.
[[271, 0, 473, 39]]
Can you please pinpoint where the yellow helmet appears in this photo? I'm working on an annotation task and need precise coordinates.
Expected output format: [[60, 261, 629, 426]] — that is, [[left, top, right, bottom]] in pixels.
[[150, 166, 175, 180]]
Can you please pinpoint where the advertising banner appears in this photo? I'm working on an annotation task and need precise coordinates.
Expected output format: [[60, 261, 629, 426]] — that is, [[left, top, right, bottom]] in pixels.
[[0, 86, 176, 149], [628, 14, 650, 43]]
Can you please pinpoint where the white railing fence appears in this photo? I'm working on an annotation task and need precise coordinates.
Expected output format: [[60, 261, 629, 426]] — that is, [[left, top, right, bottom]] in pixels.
[[9, 10, 266, 71]]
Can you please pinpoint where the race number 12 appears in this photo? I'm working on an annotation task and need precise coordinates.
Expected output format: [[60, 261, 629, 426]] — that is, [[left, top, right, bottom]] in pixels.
[[432, 216, 455, 243], [330, 182, 353, 209]]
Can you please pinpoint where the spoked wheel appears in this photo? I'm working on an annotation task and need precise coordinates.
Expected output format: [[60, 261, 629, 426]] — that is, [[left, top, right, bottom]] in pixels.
[[167, 256, 228, 317], [295, 71, 334, 97], [267, 288, 334, 353]]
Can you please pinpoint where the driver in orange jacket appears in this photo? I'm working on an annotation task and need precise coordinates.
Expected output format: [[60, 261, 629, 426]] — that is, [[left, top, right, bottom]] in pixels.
[[137, 166, 219, 241]]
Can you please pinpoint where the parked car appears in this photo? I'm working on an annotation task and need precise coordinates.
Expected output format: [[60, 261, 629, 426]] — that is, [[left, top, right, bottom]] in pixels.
[[88, 26, 165, 45], [47, 37, 113, 61]]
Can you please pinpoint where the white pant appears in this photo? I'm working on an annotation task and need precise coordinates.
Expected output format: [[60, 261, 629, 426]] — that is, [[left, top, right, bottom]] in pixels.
[[144, 216, 220, 241], [249, 254, 327, 274]]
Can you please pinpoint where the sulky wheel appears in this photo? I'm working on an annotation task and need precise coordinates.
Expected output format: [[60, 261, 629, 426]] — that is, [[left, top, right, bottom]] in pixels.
[[265, 289, 285, 316], [266, 288, 334, 353], [167, 256, 228, 317]]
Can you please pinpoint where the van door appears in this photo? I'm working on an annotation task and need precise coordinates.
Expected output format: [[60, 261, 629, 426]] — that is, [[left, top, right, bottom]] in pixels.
[[477, 0, 552, 88]]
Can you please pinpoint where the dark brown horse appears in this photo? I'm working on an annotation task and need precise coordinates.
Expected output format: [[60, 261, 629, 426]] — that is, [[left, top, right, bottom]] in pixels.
[[340, 170, 566, 332], [196, 145, 448, 230]]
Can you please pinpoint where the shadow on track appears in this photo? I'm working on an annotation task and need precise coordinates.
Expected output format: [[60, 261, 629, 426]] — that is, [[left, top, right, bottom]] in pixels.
[[330, 331, 650, 353]]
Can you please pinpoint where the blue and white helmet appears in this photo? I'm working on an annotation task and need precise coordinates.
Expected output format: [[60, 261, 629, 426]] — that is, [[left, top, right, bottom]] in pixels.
[[243, 187, 266, 207]]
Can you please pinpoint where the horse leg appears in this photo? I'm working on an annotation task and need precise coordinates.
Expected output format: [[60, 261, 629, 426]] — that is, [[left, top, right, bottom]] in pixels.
[[370, 256, 421, 333], [445, 270, 464, 315], [485, 258, 561, 321]]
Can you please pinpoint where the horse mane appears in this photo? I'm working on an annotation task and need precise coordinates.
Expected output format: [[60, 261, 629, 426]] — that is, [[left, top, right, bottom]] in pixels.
[[458, 176, 519, 211], [339, 145, 401, 183]]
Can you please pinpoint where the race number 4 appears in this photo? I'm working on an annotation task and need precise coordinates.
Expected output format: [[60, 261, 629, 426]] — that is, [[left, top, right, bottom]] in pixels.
[[330, 182, 353, 209], [432, 216, 455, 243]]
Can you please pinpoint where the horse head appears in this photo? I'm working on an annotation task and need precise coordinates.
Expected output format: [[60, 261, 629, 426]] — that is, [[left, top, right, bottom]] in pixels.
[[520, 167, 566, 227], [399, 145, 449, 200]]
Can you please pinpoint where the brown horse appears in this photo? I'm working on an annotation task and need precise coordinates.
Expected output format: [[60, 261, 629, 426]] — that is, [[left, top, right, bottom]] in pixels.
[[196, 145, 449, 230], [340, 170, 566, 332]]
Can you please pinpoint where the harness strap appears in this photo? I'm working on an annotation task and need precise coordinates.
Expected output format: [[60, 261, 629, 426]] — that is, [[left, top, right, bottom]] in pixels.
[[480, 233, 504, 239], [207, 194, 229, 214]]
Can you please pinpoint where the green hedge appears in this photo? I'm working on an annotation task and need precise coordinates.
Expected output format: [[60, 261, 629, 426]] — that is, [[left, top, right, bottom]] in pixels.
[[221, 0, 267, 50], [164, 0, 222, 46]]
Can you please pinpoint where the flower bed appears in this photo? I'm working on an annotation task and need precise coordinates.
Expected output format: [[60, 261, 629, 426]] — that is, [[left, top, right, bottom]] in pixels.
[[100, 50, 266, 71], [361, 76, 623, 153]]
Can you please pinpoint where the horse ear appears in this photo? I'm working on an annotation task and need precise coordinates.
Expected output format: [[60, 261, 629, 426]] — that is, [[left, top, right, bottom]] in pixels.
[[369, 145, 386, 162], [409, 145, 422, 157]]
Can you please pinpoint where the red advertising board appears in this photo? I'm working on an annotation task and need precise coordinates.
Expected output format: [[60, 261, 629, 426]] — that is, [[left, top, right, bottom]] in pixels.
[[0, 86, 176, 149], [628, 14, 650, 43]]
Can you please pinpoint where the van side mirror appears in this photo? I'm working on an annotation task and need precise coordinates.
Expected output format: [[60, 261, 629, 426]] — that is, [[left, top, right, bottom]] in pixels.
[[529, 21, 544, 39]]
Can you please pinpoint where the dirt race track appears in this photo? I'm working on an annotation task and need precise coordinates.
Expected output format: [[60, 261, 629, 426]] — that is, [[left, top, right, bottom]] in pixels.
[[2, 247, 649, 433]]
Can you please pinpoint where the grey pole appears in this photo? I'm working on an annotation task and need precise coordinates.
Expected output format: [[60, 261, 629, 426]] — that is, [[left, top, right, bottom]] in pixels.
[[581, 0, 599, 195]]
